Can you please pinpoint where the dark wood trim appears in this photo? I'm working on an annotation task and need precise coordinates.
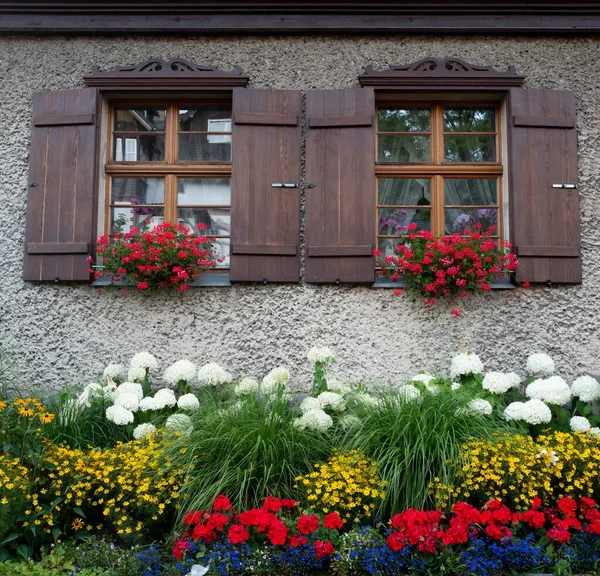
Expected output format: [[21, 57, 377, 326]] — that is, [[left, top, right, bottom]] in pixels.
[[513, 116, 576, 128], [84, 59, 249, 90], [33, 114, 95, 127], [27, 242, 90, 254], [308, 116, 373, 128], [516, 245, 580, 258], [231, 243, 298, 256], [308, 245, 373, 257], [233, 113, 299, 126]]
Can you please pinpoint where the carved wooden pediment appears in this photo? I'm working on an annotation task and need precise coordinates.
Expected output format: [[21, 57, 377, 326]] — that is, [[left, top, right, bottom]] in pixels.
[[84, 58, 249, 90], [359, 57, 525, 88]]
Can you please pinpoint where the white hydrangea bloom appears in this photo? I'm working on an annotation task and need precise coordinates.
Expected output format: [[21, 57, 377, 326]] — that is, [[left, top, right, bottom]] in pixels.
[[114, 392, 140, 413], [300, 397, 322, 413], [198, 363, 233, 387], [234, 378, 260, 397], [166, 413, 193, 432], [293, 409, 333, 431], [571, 375, 600, 403], [355, 393, 379, 407], [327, 378, 353, 395], [507, 372, 522, 388], [339, 414, 362, 429], [307, 345, 334, 364], [114, 382, 144, 401], [410, 374, 435, 385], [103, 364, 124, 381], [163, 360, 196, 387], [177, 393, 200, 412], [398, 384, 421, 402], [523, 399, 552, 425], [130, 352, 159, 371], [526, 353, 555, 378], [504, 401, 528, 422], [570, 415, 592, 432], [317, 391, 346, 412], [482, 372, 517, 394], [106, 405, 134, 425], [451, 382, 462, 391], [154, 388, 177, 409], [262, 366, 290, 394], [526, 376, 571, 406], [450, 352, 484, 379], [468, 399, 493, 416], [133, 423, 157, 439], [588, 427, 600, 439], [139, 397, 162, 412], [127, 367, 147, 383]]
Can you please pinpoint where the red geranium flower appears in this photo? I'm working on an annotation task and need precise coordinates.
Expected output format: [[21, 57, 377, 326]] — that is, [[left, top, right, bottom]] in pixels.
[[213, 495, 233, 511], [297, 514, 320, 535], [228, 524, 250, 545], [323, 512, 344, 530]]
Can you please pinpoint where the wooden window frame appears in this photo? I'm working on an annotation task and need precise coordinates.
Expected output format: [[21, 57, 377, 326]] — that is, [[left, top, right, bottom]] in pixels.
[[104, 99, 233, 270], [375, 101, 505, 257]]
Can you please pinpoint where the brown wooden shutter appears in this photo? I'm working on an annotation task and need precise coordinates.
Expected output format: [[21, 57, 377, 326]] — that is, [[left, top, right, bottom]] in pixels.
[[24, 88, 98, 281], [509, 88, 581, 283], [305, 88, 375, 283], [230, 88, 301, 282]]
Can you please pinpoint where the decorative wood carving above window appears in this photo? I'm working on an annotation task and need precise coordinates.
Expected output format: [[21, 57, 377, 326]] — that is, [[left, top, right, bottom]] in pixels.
[[359, 58, 525, 90], [84, 58, 249, 91]]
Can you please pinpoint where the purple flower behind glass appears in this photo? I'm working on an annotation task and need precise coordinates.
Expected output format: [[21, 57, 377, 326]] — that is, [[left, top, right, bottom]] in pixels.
[[477, 203, 498, 225], [131, 197, 156, 216], [380, 208, 408, 234], [452, 213, 472, 233]]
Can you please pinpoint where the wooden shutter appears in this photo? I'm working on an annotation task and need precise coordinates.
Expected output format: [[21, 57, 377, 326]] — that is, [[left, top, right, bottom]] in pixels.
[[24, 88, 98, 281], [305, 88, 375, 283], [230, 88, 301, 282], [509, 88, 581, 283]]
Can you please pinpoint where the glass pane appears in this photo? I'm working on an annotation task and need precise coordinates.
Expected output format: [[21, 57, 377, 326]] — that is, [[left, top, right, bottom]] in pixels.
[[177, 207, 231, 237], [379, 207, 432, 234], [111, 178, 164, 205], [178, 178, 231, 206], [444, 178, 498, 206], [445, 208, 499, 234], [211, 238, 231, 268], [110, 207, 164, 234], [179, 134, 231, 162], [444, 135, 496, 162], [378, 178, 431, 206], [378, 135, 430, 162], [443, 107, 495, 132], [114, 107, 166, 132], [378, 107, 430, 132], [179, 106, 233, 132], [378, 237, 403, 260], [113, 135, 165, 162]]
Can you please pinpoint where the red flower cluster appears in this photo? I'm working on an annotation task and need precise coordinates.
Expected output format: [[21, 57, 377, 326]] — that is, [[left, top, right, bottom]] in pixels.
[[91, 221, 216, 290], [374, 224, 519, 313]]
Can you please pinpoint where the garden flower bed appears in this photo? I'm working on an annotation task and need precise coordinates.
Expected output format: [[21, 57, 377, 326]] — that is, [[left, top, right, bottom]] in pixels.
[[1, 344, 600, 575]]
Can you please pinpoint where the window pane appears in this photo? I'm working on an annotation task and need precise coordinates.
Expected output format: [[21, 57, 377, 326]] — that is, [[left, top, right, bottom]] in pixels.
[[444, 178, 498, 206], [378, 178, 431, 206], [113, 135, 165, 162], [443, 107, 495, 132], [114, 106, 166, 132], [378, 135, 430, 162], [444, 135, 496, 162], [379, 207, 432, 234], [177, 207, 231, 237], [110, 207, 164, 234], [378, 237, 403, 260], [111, 177, 164, 205], [179, 106, 232, 132], [211, 238, 231, 268], [179, 134, 231, 162], [378, 107, 430, 132], [178, 178, 231, 206], [445, 208, 499, 234]]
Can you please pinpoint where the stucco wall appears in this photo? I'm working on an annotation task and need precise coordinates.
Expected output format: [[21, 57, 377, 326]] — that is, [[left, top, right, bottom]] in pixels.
[[1, 34, 600, 390]]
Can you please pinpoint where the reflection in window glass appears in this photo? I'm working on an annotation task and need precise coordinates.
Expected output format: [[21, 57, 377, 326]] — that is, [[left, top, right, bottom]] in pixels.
[[378, 107, 430, 132], [114, 107, 166, 132], [443, 107, 495, 132]]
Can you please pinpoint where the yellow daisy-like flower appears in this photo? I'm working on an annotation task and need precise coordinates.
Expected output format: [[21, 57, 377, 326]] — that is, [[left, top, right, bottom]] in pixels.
[[18, 407, 35, 417], [0, 400, 7, 412], [38, 412, 55, 424], [71, 517, 84, 531]]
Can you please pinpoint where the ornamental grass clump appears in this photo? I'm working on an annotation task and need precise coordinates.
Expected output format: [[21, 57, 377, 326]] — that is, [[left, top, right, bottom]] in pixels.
[[92, 221, 216, 290]]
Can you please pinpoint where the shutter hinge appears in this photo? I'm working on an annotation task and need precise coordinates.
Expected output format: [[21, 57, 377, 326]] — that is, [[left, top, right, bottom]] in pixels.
[[29, 182, 39, 188], [552, 184, 577, 189], [272, 182, 298, 188]]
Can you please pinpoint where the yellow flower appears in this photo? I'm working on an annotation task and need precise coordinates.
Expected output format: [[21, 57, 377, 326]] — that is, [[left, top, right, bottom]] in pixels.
[[18, 407, 35, 417], [71, 518, 84, 531], [0, 400, 6, 412], [39, 412, 55, 424]]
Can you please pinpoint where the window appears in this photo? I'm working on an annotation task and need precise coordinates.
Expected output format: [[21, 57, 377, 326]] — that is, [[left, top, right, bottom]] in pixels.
[[105, 102, 233, 268], [375, 102, 504, 260]]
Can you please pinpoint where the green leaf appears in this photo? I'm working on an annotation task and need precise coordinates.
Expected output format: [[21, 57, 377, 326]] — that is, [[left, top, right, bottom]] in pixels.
[[15, 544, 33, 561], [52, 527, 61, 541], [0, 533, 20, 545], [73, 506, 86, 518]]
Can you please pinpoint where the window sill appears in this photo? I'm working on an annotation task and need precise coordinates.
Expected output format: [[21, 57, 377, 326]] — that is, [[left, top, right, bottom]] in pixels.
[[91, 274, 232, 288], [372, 277, 515, 290]]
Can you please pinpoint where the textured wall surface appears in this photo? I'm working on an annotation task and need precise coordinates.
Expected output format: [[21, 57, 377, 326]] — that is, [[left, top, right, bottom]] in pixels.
[[1, 35, 600, 390]]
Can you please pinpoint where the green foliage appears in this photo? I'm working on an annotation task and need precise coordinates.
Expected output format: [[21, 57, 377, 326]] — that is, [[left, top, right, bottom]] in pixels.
[[64, 538, 141, 576], [1, 546, 75, 575]]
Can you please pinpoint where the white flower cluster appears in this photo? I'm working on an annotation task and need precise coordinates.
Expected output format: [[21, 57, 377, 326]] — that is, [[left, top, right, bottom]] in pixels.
[[106, 404, 135, 426], [398, 384, 421, 402], [163, 360, 196, 387], [316, 391, 346, 412], [526, 353, 555, 378], [535, 449, 559, 468], [234, 378, 260, 397], [103, 364, 124, 381], [468, 399, 493, 416], [409, 374, 439, 394], [139, 388, 177, 411], [504, 399, 552, 425], [293, 390, 345, 431], [77, 381, 110, 407], [570, 415, 592, 432], [293, 409, 333, 431], [130, 352, 159, 371], [177, 393, 200, 412], [198, 363, 233, 387], [262, 366, 290, 394], [450, 352, 484, 380], [165, 413, 193, 433], [526, 376, 571, 406], [133, 423, 157, 439], [307, 345, 335, 364], [327, 378, 353, 395], [571, 375, 600, 403], [354, 393, 380, 407], [128, 367, 147, 382], [482, 372, 521, 394]]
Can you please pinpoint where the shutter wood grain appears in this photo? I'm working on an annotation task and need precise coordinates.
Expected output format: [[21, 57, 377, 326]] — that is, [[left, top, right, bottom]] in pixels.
[[305, 88, 375, 283], [230, 88, 301, 282], [24, 88, 98, 281], [509, 88, 581, 284]]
